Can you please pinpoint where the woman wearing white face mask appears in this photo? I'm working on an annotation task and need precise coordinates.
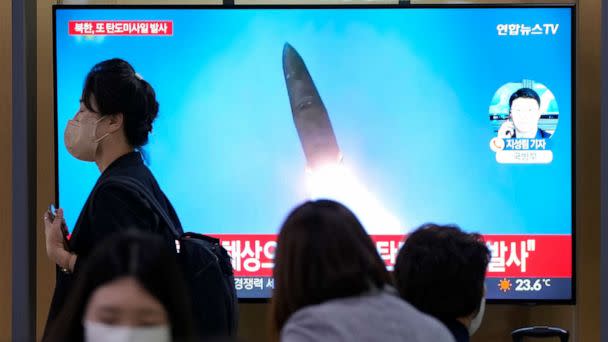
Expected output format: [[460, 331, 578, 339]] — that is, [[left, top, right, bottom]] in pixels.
[[44, 230, 197, 342], [43, 58, 186, 336]]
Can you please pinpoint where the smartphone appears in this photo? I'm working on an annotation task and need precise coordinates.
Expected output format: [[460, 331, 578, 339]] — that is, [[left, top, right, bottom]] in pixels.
[[49, 204, 71, 248], [504, 117, 515, 138], [48, 204, 56, 220]]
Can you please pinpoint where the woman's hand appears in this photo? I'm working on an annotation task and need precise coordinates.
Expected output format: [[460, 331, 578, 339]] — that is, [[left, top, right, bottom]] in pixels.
[[43, 208, 76, 271]]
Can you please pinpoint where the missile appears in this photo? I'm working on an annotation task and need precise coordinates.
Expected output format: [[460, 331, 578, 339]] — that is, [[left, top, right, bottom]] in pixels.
[[282, 43, 342, 169]]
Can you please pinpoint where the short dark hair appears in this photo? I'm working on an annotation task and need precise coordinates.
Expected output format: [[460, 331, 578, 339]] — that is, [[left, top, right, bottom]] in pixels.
[[270, 200, 391, 335], [394, 224, 490, 322], [45, 231, 196, 342], [509, 87, 541, 108], [82, 58, 159, 148]]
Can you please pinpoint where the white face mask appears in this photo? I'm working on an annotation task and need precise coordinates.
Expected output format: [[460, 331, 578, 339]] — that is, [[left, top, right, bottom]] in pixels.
[[83, 321, 170, 342], [64, 116, 109, 162], [468, 296, 486, 336]]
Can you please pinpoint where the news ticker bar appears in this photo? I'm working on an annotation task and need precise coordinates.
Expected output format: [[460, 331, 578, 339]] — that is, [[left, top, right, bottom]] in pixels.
[[233, 276, 572, 300]]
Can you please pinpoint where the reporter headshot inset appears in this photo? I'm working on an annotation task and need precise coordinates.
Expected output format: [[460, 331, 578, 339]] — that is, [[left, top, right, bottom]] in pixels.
[[489, 81, 559, 140]]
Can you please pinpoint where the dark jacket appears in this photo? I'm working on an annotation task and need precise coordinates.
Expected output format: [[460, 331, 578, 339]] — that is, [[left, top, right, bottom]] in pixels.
[[441, 319, 470, 342], [512, 128, 552, 139], [44, 152, 183, 334]]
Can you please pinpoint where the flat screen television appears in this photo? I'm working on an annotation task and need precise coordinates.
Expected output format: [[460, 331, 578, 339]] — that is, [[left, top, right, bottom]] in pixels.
[[53, 4, 575, 302]]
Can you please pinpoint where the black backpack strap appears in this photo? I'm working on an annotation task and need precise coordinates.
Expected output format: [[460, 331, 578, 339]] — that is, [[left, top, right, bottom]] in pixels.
[[105, 176, 182, 240]]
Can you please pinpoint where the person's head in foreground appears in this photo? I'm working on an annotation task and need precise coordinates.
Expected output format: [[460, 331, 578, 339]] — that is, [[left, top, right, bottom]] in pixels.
[[394, 224, 490, 342], [271, 200, 455, 342], [45, 230, 196, 342]]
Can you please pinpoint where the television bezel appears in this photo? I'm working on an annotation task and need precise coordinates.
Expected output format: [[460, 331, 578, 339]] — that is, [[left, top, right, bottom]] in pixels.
[[52, 3, 576, 305]]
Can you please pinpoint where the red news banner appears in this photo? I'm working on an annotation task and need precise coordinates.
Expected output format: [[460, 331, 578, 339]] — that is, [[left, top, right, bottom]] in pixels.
[[69, 20, 173, 36], [213, 234, 572, 278]]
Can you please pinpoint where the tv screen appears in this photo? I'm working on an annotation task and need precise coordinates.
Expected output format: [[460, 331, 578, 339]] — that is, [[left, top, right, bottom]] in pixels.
[[54, 5, 574, 302]]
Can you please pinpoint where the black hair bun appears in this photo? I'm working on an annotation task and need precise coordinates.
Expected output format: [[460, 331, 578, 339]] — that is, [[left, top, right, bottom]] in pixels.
[[82, 58, 159, 148]]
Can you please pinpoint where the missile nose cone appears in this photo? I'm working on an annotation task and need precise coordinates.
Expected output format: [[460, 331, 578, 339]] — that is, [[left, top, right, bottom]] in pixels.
[[282, 42, 306, 79], [283, 43, 302, 62], [283, 42, 294, 58]]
